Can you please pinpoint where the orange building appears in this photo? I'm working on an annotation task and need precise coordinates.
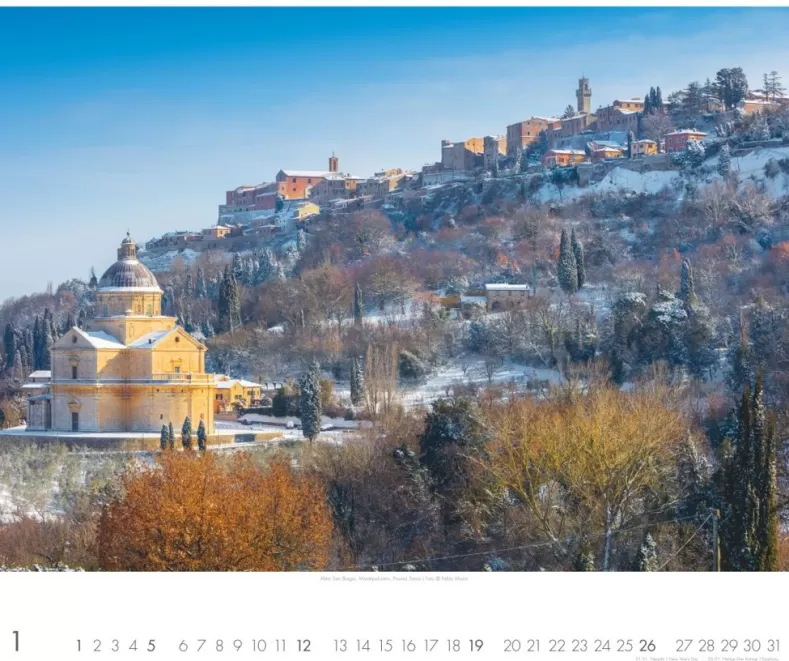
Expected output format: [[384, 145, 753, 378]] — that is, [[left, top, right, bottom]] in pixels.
[[664, 129, 707, 154], [506, 117, 560, 157], [275, 154, 340, 200], [542, 149, 586, 168]]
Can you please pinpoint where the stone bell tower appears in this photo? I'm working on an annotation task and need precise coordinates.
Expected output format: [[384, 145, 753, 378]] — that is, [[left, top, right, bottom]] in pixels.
[[576, 76, 592, 114]]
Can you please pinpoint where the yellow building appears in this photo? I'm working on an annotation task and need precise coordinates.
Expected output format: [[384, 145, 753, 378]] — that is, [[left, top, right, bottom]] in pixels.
[[27, 234, 215, 434], [632, 139, 658, 157], [214, 375, 263, 414]]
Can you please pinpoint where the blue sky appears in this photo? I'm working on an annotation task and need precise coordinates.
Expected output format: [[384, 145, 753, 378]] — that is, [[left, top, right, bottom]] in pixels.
[[1, 7, 789, 301]]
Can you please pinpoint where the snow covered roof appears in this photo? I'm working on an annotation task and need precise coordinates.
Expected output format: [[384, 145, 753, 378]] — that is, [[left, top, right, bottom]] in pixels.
[[281, 170, 331, 178], [28, 370, 51, 379], [238, 380, 263, 388], [665, 129, 707, 137], [215, 381, 234, 390], [635, 139, 657, 144], [460, 295, 487, 304], [74, 328, 125, 349], [485, 283, 531, 291], [546, 149, 587, 155], [127, 330, 172, 349], [22, 382, 48, 390], [532, 115, 560, 122]]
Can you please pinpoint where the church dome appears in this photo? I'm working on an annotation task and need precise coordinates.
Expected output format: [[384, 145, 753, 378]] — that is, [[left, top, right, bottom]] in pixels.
[[98, 234, 161, 290]]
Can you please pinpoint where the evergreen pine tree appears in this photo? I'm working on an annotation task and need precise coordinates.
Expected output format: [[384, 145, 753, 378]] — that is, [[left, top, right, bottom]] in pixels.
[[557, 229, 578, 294], [255, 248, 277, 284], [350, 357, 364, 406], [32, 317, 42, 370], [197, 419, 207, 451], [184, 271, 194, 298], [41, 327, 53, 371], [644, 90, 651, 115], [571, 228, 585, 289], [5, 323, 18, 369], [77, 309, 86, 329], [573, 550, 595, 571], [627, 130, 635, 158], [168, 422, 175, 450], [759, 121, 771, 141], [655, 86, 663, 111], [718, 143, 731, 177], [719, 375, 780, 571], [88, 267, 98, 290], [63, 313, 75, 334], [195, 266, 207, 299], [232, 253, 244, 282], [679, 260, 695, 302], [160, 425, 169, 451], [181, 416, 192, 450], [217, 266, 241, 334], [633, 534, 659, 571], [299, 359, 322, 443], [353, 282, 364, 325]]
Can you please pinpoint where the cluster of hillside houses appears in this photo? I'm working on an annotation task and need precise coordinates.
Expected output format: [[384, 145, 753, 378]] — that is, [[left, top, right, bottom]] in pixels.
[[144, 76, 788, 258]]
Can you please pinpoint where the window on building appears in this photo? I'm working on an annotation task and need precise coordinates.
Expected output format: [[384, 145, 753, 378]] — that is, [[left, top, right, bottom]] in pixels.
[[173, 365, 181, 374], [71, 412, 79, 432], [72, 365, 78, 380]]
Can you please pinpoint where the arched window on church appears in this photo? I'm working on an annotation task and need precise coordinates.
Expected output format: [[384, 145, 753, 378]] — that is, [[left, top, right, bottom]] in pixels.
[[146, 305, 152, 317]]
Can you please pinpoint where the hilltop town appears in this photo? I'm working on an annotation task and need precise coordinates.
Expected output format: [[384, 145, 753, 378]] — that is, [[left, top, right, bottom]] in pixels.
[[1, 64, 788, 572], [142, 69, 788, 269]]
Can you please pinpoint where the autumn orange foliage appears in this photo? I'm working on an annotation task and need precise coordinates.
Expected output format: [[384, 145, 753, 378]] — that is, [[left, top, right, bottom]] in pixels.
[[98, 452, 334, 571]]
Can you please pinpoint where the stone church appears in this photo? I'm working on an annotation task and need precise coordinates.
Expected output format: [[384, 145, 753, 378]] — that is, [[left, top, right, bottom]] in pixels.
[[27, 234, 215, 434]]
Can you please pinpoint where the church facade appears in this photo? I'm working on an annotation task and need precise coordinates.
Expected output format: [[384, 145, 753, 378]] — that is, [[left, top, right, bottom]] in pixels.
[[27, 235, 216, 434]]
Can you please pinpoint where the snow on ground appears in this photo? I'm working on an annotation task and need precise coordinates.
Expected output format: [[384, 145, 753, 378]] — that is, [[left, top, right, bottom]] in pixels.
[[400, 356, 563, 408], [140, 248, 202, 273]]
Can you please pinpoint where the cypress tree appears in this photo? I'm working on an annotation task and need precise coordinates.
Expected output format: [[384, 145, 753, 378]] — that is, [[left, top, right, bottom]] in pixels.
[[350, 357, 364, 406], [217, 266, 240, 334], [195, 266, 207, 299], [32, 317, 42, 370], [571, 228, 585, 289], [299, 359, 322, 443], [197, 419, 207, 452], [181, 416, 192, 450], [719, 376, 780, 571], [718, 143, 731, 177], [655, 86, 663, 111], [168, 422, 175, 450], [184, 271, 194, 298], [77, 309, 86, 329], [160, 425, 169, 451], [4, 324, 16, 370], [557, 229, 578, 294], [679, 260, 695, 302], [353, 282, 364, 326], [232, 253, 244, 282]]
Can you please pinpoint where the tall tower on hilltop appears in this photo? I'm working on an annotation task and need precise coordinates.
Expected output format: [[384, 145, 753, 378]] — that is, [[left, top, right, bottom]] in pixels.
[[328, 152, 339, 173], [576, 76, 592, 114]]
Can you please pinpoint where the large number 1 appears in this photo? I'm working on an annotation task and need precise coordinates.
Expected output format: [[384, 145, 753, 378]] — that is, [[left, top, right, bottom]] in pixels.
[[13, 631, 19, 652]]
